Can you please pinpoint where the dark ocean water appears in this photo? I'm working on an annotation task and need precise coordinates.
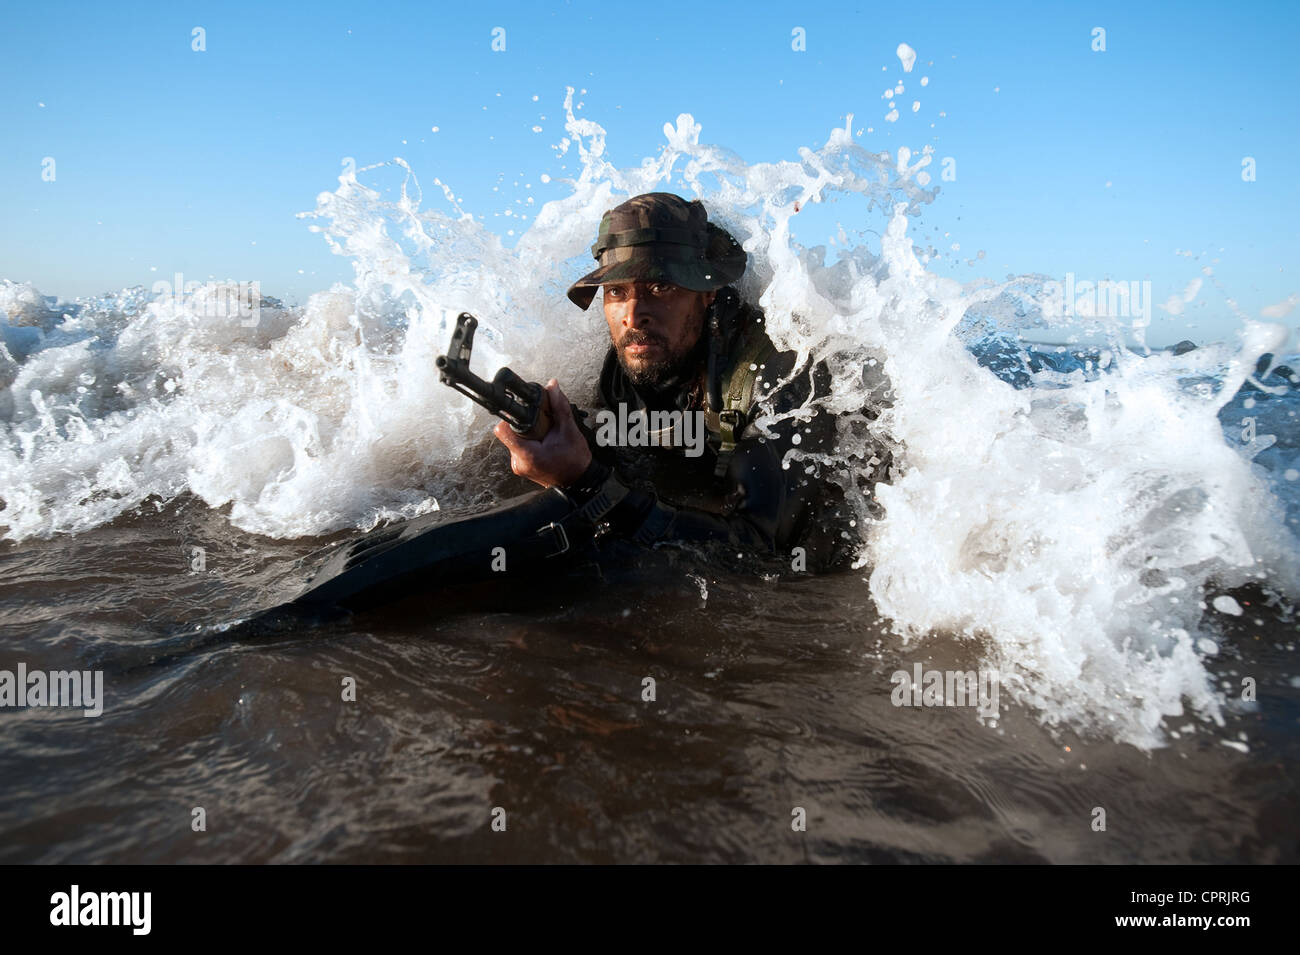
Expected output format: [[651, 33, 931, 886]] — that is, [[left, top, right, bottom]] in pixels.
[[0, 343, 1297, 863]]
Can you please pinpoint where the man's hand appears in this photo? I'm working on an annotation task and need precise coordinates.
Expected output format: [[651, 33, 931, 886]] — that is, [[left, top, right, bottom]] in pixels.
[[493, 379, 593, 488]]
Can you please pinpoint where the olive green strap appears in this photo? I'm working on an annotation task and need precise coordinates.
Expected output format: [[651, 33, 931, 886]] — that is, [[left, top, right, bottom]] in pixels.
[[708, 331, 778, 477]]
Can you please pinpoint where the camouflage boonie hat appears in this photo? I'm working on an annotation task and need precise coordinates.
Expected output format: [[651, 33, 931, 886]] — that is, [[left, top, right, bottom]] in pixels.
[[566, 192, 747, 310]]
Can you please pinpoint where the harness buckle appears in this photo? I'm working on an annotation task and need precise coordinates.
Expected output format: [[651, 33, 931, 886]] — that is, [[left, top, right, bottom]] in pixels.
[[718, 409, 745, 431], [538, 521, 570, 557]]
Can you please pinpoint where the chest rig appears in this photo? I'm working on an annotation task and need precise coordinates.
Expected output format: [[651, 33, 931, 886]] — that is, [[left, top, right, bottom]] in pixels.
[[704, 288, 779, 478]]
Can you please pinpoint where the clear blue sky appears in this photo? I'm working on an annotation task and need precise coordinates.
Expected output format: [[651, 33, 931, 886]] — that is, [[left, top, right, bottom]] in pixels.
[[2, 0, 1297, 347]]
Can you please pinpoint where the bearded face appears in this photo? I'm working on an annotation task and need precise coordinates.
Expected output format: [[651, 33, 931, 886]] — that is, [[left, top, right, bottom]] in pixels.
[[602, 282, 715, 390]]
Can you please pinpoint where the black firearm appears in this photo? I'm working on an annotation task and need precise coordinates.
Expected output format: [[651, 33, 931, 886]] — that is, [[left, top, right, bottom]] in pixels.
[[435, 312, 554, 440]]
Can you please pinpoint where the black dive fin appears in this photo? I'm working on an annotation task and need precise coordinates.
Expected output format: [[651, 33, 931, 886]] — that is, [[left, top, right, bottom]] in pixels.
[[287, 487, 577, 613]]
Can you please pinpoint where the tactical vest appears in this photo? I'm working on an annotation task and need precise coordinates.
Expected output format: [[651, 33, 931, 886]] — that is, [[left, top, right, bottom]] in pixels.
[[704, 289, 778, 477]]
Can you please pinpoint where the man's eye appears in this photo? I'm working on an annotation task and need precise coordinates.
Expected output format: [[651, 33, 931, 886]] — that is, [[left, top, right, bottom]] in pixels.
[[650, 284, 667, 295]]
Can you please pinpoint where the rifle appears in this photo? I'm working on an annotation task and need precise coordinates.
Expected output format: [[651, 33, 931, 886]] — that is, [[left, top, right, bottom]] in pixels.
[[435, 312, 555, 440]]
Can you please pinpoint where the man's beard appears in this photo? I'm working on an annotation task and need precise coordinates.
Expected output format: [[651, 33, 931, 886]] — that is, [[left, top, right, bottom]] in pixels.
[[617, 329, 706, 394]]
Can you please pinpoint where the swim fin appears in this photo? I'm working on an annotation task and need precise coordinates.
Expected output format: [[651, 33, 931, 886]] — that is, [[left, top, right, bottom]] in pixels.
[[287, 487, 580, 613]]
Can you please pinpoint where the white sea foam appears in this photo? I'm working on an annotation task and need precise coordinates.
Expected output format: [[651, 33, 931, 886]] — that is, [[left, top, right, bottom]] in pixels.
[[2, 86, 1297, 749], [897, 43, 917, 73]]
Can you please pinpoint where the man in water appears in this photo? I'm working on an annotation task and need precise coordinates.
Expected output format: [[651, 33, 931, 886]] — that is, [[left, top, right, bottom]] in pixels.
[[491, 192, 876, 570], [289, 192, 890, 613]]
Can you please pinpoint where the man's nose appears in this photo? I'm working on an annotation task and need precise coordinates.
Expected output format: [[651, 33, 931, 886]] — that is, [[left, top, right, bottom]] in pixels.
[[622, 290, 656, 327]]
